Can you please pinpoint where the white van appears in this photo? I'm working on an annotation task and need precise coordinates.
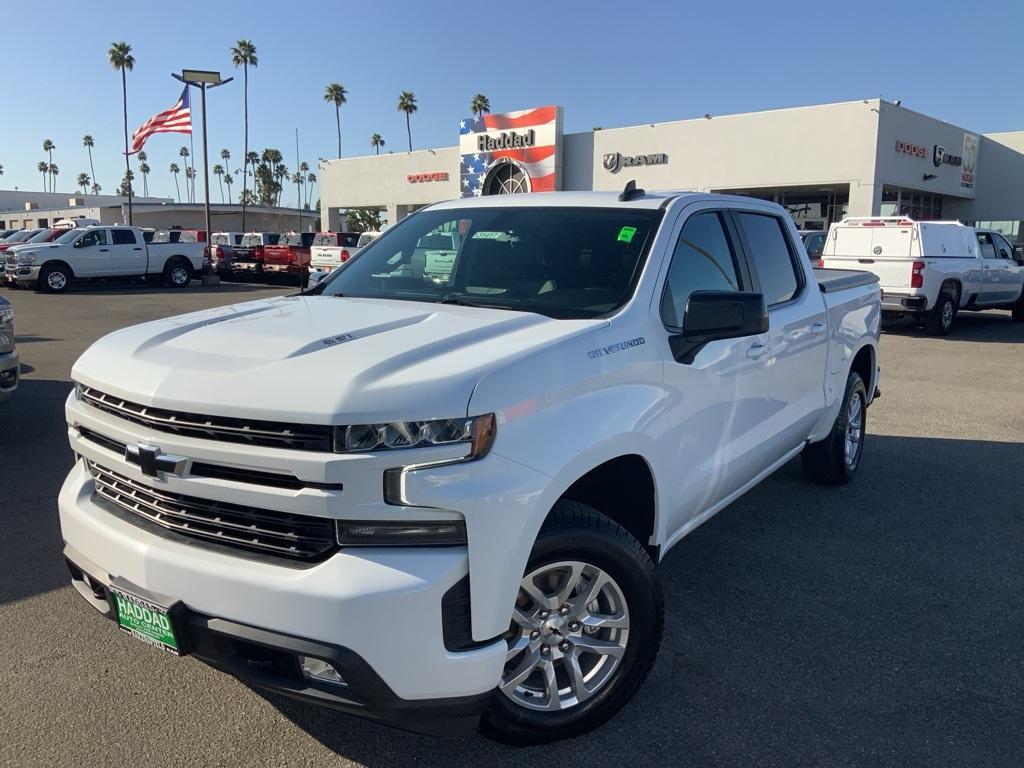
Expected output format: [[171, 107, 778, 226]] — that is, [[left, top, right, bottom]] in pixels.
[[822, 217, 1024, 334]]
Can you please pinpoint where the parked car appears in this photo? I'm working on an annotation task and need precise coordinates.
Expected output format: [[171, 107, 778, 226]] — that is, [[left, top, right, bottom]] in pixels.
[[151, 228, 206, 244], [799, 229, 827, 267], [0, 229, 20, 241], [309, 232, 363, 275], [821, 217, 1024, 333], [0, 295, 16, 402], [59, 189, 880, 742], [228, 232, 281, 273], [211, 232, 245, 272], [263, 232, 317, 276], [0, 228, 45, 253], [3, 229, 69, 286], [5, 225, 204, 293]]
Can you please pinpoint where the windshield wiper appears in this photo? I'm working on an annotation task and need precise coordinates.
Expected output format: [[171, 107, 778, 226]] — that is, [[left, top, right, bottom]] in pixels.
[[437, 293, 518, 311]]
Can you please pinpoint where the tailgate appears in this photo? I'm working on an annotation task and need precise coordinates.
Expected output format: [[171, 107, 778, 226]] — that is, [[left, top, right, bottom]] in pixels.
[[310, 246, 339, 267], [825, 227, 915, 291]]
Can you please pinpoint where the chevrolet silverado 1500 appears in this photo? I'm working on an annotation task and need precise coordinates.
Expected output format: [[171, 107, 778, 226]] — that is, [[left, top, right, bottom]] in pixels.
[[60, 189, 880, 743]]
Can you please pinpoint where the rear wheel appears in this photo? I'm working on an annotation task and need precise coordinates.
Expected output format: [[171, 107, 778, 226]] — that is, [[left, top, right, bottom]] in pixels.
[[481, 501, 663, 745], [926, 289, 957, 335], [1011, 292, 1024, 323], [162, 258, 192, 289], [802, 370, 867, 485], [38, 263, 72, 294]]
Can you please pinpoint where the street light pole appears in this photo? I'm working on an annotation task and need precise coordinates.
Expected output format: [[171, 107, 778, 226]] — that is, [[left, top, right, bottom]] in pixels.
[[172, 69, 233, 276]]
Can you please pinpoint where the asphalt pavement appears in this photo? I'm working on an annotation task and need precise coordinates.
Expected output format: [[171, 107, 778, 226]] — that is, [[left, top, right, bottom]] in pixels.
[[1, 282, 1022, 767]]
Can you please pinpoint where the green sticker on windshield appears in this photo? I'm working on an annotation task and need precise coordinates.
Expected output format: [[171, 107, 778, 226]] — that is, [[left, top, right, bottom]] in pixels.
[[617, 226, 637, 243]]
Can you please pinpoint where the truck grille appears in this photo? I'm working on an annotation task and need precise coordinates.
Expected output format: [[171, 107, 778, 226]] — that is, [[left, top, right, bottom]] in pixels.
[[79, 386, 332, 452], [87, 460, 338, 561]]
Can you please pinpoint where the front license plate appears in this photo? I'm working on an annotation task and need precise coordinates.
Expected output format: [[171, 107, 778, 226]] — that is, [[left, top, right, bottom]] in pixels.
[[112, 587, 180, 655]]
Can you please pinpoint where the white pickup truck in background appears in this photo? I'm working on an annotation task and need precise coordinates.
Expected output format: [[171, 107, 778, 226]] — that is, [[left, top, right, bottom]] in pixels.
[[5, 225, 205, 293], [821, 217, 1024, 334], [309, 231, 380, 276], [60, 189, 880, 742]]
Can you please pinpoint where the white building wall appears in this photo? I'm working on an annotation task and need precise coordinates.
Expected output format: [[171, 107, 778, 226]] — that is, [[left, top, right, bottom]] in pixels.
[[946, 131, 1024, 223]]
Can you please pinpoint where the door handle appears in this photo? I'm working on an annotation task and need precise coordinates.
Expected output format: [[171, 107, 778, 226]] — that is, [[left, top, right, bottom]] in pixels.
[[132, 247, 143, 251], [98, 248, 109, 252], [811, 321, 827, 336], [746, 343, 769, 360]]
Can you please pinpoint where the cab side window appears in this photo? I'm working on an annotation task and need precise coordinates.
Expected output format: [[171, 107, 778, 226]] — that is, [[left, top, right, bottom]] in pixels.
[[735, 213, 801, 306], [79, 230, 108, 247], [661, 212, 741, 329], [111, 229, 136, 245], [977, 233, 998, 259]]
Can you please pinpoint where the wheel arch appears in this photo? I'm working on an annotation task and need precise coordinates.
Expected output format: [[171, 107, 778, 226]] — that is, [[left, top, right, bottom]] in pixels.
[[849, 342, 876, 400], [43, 259, 75, 278]]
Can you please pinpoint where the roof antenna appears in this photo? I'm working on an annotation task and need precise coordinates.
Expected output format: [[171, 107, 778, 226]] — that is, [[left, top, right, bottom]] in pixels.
[[618, 179, 645, 202]]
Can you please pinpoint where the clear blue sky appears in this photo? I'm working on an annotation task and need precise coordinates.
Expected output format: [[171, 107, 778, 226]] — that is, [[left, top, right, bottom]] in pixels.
[[4, 0, 1021, 207]]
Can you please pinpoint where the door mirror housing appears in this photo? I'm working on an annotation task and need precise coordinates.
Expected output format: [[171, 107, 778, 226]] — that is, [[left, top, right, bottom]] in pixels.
[[669, 290, 769, 364]]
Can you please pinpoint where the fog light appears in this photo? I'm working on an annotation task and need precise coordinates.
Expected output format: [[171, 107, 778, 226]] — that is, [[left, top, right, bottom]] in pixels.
[[300, 656, 346, 686]]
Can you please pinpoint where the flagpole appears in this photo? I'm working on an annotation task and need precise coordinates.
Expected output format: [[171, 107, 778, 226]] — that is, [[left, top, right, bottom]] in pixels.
[[201, 82, 211, 261]]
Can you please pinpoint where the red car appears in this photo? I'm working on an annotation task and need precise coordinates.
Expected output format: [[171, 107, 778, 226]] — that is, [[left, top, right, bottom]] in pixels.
[[0, 229, 46, 252], [263, 232, 316, 275]]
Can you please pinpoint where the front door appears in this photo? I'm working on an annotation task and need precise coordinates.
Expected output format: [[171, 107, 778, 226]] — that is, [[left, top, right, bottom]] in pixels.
[[657, 206, 772, 537], [72, 229, 112, 276]]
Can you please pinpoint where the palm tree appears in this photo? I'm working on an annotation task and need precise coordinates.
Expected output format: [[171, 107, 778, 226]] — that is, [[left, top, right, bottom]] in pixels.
[[83, 135, 96, 191], [185, 166, 196, 202], [371, 133, 385, 155], [397, 91, 417, 152], [305, 171, 316, 209], [37, 161, 48, 191], [231, 39, 258, 231], [223, 173, 234, 204], [137, 151, 148, 196], [470, 93, 491, 119], [213, 164, 225, 202], [108, 41, 135, 223], [77, 173, 91, 195], [169, 162, 181, 202], [49, 164, 60, 190], [91, 183, 102, 195], [299, 161, 309, 208], [220, 148, 231, 179], [42, 139, 55, 192], [117, 170, 134, 196], [179, 146, 191, 202], [323, 83, 347, 157]]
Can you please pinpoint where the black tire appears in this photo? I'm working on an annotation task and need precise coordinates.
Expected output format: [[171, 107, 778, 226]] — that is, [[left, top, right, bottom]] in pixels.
[[38, 262, 72, 294], [480, 500, 663, 745], [925, 289, 957, 336], [802, 370, 867, 485], [1011, 293, 1024, 323], [162, 257, 192, 289]]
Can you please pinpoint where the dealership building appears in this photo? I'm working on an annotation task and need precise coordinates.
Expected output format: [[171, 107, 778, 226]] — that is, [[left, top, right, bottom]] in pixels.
[[319, 98, 1024, 241]]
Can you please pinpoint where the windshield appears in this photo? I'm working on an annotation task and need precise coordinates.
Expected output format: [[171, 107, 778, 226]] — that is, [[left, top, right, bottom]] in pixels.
[[6, 230, 37, 243], [241, 234, 264, 246], [318, 207, 662, 319], [211, 234, 231, 246], [280, 233, 303, 247], [28, 229, 56, 243], [55, 229, 83, 244]]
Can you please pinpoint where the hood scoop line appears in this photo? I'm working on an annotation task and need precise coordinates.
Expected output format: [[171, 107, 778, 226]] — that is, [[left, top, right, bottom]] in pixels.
[[286, 313, 432, 359]]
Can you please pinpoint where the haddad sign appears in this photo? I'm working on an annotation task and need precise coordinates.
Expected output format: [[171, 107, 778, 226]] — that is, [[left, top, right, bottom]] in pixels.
[[602, 152, 669, 173]]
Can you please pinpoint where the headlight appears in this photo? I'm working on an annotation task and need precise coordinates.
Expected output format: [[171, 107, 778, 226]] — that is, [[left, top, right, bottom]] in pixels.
[[332, 413, 496, 458], [0, 307, 12, 325], [16, 252, 36, 265]]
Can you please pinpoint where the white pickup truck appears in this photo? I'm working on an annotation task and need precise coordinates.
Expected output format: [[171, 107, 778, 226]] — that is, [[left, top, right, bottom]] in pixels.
[[309, 231, 379, 276], [59, 189, 880, 742], [821, 217, 1024, 334], [6, 225, 205, 293]]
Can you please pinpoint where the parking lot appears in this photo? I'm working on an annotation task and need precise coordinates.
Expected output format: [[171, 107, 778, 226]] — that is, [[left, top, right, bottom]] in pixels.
[[1, 283, 1022, 767]]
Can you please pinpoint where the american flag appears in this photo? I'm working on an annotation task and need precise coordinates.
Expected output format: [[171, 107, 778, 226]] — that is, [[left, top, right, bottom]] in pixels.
[[459, 105, 560, 197], [129, 86, 191, 155]]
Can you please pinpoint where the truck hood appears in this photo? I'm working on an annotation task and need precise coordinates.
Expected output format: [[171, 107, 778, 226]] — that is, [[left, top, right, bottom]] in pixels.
[[72, 295, 606, 424], [7, 242, 61, 254]]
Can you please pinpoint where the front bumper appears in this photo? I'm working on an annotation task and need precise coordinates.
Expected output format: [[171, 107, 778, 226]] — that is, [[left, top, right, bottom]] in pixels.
[[5, 264, 39, 285], [0, 349, 18, 402], [58, 460, 507, 714], [63, 546, 493, 735]]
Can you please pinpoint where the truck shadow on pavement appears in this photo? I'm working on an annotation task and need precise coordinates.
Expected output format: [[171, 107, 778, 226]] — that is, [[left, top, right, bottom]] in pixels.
[[883, 310, 1024, 343], [257, 433, 1024, 767]]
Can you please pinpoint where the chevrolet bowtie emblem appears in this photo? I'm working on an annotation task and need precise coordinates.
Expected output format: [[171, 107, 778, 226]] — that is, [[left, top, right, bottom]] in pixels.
[[125, 443, 187, 479]]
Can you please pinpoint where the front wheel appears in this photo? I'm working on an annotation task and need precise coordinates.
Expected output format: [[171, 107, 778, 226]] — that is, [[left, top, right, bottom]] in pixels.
[[802, 370, 867, 485], [481, 501, 663, 745], [38, 263, 72, 293]]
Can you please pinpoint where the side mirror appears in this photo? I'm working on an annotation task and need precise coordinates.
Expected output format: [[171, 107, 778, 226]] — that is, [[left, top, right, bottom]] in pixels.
[[74, 239, 85, 248], [669, 290, 769, 364]]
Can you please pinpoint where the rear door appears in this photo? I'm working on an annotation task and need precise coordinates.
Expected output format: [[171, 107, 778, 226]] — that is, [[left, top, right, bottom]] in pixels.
[[656, 205, 772, 532], [109, 228, 145, 274], [735, 209, 828, 463]]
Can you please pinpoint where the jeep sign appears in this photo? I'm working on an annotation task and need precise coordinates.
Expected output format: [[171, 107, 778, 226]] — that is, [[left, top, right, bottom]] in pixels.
[[602, 152, 669, 174]]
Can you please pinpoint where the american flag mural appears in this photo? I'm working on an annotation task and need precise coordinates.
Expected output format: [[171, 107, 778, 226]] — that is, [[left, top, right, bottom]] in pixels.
[[129, 86, 192, 155], [458, 105, 563, 197]]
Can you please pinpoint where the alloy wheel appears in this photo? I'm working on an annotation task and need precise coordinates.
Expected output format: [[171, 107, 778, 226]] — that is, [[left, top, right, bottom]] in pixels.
[[844, 392, 864, 468], [500, 560, 630, 712], [48, 271, 67, 291]]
